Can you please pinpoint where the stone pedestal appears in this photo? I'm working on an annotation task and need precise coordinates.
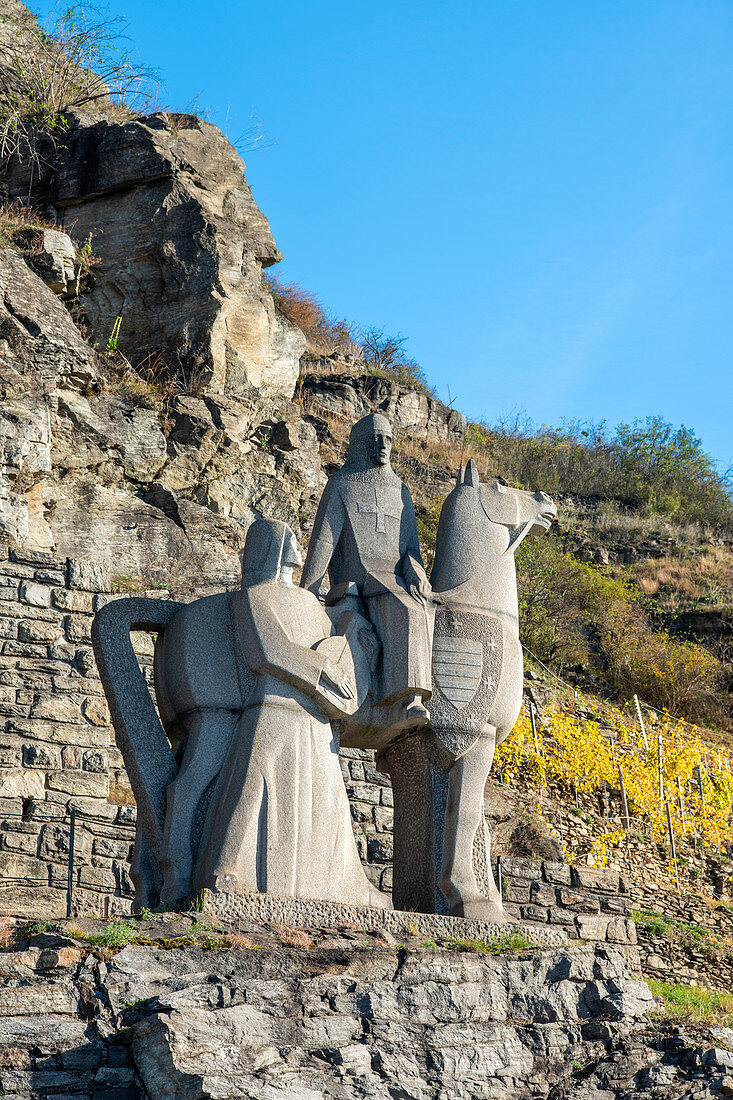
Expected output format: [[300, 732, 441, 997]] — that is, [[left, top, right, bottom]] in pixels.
[[201, 888, 569, 947]]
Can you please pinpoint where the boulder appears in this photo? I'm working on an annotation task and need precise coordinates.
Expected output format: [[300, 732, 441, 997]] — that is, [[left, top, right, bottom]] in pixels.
[[12, 228, 79, 298]]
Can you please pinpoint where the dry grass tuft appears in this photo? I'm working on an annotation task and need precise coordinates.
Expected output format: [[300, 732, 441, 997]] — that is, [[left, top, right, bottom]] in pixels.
[[272, 923, 313, 948], [633, 549, 733, 611], [0, 916, 15, 949], [0, 202, 57, 241], [265, 274, 357, 354]]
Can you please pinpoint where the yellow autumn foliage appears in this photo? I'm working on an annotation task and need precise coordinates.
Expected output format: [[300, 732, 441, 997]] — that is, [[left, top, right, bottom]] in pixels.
[[495, 695, 733, 857]]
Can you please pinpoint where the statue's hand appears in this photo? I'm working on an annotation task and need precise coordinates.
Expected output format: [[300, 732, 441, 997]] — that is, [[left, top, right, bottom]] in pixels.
[[402, 558, 431, 604], [321, 659, 354, 700]]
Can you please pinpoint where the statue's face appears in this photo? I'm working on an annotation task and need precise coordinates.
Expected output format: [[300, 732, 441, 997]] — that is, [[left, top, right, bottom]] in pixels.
[[282, 531, 303, 569], [370, 428, 392, 466]]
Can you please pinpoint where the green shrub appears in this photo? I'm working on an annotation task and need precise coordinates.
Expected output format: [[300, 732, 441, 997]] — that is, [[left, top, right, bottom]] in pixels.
[[80, 920, 139, 949], [445, 932, 530, 954], [515, 538, 729, 724], [0, 3, 155, 172], [465, 414, 733, 530]]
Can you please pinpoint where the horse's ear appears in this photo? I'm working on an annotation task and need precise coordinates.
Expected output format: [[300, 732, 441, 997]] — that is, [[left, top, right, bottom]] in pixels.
[[463, 459, 480, 487]]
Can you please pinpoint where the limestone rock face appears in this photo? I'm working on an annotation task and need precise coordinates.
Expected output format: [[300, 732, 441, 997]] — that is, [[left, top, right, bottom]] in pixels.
[[0, 242, 323, 586], [7, 111, 305, 398], [0, 246, 98, 547], [301, 370, 467, 445]]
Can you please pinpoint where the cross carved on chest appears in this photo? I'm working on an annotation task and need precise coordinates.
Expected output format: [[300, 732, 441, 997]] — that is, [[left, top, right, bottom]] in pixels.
[[356, 492, 401, 533]]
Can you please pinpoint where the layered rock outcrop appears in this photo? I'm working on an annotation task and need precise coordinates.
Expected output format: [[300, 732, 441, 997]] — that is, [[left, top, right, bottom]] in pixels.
[[301, 369, 467, 445], [0, 246, 98, 548], [0, 924, 664, 1100], [0, 1, 470, 588], [0, 244, 324, 585], [4, 103, 305, 396]]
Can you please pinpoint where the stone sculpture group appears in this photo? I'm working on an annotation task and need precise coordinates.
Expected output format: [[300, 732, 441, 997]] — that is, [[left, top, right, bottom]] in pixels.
[[93, 413, 556, 919]]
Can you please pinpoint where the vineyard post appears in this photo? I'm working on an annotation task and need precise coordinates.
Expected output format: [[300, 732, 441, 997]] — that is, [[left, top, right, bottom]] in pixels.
[[657, 733, 664, 802], [619, 767, 630, 832], [676, 775, 686, 829], [699, 837, 705, 885], [665, 801, 679, 891], [634, 694, 649, 751], [696, 767, 705, 885], [529, 702, 540, 755]]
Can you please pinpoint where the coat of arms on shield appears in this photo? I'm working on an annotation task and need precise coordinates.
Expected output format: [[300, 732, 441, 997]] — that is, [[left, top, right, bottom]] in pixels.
[[429, 605, 503, 758]]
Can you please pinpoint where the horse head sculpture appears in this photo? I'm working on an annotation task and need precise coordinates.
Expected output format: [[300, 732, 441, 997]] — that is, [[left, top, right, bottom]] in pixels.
[[431, 459, 556, 614]]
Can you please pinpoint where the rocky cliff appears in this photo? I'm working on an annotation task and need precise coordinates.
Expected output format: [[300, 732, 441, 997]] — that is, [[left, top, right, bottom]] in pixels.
[[0, 915, 671, 1100], [0, 237, 322, 586], [4, 109, 305, 397], [0, 0, 464, 588]]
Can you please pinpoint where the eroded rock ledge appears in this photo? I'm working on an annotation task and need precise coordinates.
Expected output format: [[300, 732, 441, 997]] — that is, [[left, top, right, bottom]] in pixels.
[[3, 911, 729, 1100]]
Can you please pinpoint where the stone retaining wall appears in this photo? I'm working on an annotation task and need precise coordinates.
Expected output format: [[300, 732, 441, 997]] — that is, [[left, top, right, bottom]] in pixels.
[[0, 546, 135, 917], [498, 856, 636, 944]]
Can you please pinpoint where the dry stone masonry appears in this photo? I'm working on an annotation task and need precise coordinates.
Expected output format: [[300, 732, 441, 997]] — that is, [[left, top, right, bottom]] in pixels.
[[0, 546, 134, 917]]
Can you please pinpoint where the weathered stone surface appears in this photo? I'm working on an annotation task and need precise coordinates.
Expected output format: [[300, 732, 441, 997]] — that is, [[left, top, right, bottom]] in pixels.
[[9, 111, 304, 397], [0, 767, 45, 798], [0, 114, 323, 587], [104, 941, 650, 1099], [203, 889, 566, 946], [0, 915, 692, 1100], [13, 227, 80, 298], [0, 246, 98, 546], [301, 369, 466, 445]]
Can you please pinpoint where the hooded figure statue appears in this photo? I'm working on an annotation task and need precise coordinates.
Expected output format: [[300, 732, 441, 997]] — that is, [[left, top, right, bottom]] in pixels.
[[301, 413, 435, 727], [196, 517, 389, 909]]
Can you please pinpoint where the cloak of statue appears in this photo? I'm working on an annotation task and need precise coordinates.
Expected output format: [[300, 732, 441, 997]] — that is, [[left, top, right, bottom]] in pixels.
[[301, 413, 434, 713], [196, 518, 389, 908]]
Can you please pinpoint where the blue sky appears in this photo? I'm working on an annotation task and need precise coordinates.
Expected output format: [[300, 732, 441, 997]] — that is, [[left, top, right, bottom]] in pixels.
[[36, 0, 733, 472]]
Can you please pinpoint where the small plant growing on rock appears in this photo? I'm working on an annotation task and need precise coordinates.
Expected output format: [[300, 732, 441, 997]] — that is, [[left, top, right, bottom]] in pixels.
[[83, 919, 139, 949], [272, 923, 313, 948], [106, 315, 122, 352], [445, 932, 531, 954], [0, 916, 14, 949]]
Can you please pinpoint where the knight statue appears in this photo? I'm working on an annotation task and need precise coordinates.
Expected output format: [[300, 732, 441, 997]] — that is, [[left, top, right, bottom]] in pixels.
[[301, 413, 435, 731]]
